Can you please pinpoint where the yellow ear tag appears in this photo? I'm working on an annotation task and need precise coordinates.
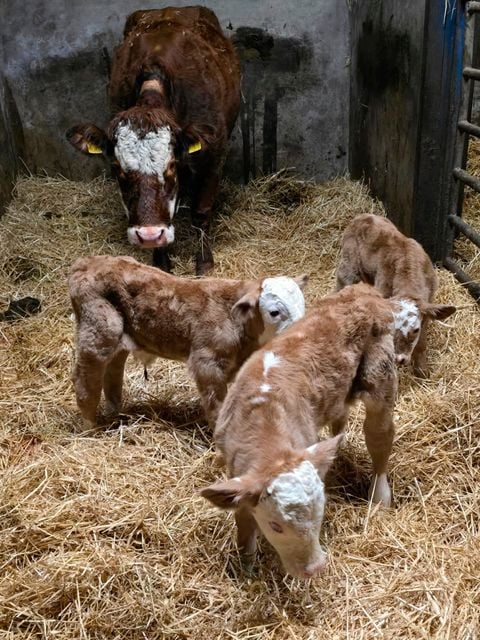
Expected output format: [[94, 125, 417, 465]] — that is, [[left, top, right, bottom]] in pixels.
[[188, 141, 202, 154], [86, 142, 103, 154]]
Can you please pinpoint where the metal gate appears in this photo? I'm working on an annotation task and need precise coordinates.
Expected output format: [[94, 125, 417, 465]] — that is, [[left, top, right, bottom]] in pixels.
[[444, 1, 480, 301]]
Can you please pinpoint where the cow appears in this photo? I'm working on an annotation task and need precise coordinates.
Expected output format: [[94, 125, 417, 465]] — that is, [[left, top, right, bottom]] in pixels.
[[336, 214, 456, 376], [66, 6, 241, 275], [69, 255, 307, 432], [201, 283, 398, 579]]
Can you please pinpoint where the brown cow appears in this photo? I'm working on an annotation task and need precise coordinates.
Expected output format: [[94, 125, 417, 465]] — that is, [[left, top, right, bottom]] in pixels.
[[336, 214, 456, 376], [69, 255, 307, 431], [67, 7, 241, 275], [202, 283, 398, 578]]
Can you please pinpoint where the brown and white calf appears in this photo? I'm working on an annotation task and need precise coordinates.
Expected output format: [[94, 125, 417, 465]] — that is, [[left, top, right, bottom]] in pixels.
[[336, 214, 456, 375], [202, 283, 398, 579], [67, 6, 241, 275], [69, 255, 307, 431]]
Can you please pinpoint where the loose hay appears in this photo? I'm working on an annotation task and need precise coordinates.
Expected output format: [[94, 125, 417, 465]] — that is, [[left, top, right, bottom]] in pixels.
[[0, 170, 479, 639]]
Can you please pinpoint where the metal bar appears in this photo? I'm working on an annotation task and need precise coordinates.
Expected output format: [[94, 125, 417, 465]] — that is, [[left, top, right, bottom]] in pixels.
[[458, 119, 480, 137], [452, 166, 480, 192], [467, 2, 480, 14], [462, 65, 480, 79], [444, 257, 480, 301], [448, 214, 480, 247]]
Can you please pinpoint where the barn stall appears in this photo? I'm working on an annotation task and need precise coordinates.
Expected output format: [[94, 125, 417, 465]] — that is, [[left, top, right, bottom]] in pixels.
[[0, 1, 479, 638]]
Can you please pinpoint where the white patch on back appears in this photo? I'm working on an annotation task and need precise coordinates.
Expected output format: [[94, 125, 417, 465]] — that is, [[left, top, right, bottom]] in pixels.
[[258, 276, 305, 344], [266, 460, 325, 527], [114, 122, 173, 179], [393, 299, 421, 336], [263, 351, 280, 377]]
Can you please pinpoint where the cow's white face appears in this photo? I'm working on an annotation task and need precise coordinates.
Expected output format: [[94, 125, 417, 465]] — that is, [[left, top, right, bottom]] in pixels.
[[258, 277, 306, 344], [252, 460, 328, 578], [391, 298, 422, 365], [113, 121, 178, 249]]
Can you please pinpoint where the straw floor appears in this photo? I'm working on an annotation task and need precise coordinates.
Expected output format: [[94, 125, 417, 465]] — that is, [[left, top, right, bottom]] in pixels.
[[0, 170, 479, 639]]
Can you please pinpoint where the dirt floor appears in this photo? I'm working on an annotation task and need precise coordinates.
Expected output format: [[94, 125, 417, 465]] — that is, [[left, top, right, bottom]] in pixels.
[[0, 172, 478, 639]]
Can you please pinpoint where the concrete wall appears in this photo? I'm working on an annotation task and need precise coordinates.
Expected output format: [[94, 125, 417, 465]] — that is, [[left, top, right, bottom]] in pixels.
[[1, 0, 350, 193]]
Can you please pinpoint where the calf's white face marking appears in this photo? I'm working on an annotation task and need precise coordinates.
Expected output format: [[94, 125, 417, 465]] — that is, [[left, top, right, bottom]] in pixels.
[[392, 299, 422, 364], [393, 299, 421, 337], [259, 277, 305, 344], [253, 460, 327, 578], [114, 123, 174, 178]]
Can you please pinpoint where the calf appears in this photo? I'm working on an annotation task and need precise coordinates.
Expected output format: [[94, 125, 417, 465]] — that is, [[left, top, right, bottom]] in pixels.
[[336, 214, 456, 375], [69, 255, 307, 431], [67, 6, 241, 275], [201, 283, 398, 578]]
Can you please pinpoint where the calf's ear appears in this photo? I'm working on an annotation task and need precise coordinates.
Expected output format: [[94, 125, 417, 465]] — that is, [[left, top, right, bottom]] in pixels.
[[231, 286, 261, 321], [294, 274, 309, 291], [201, 476, 262, 509], [66, 124, 113, 157], [420, 303, 456, 321], [306, 434, 344, 479]]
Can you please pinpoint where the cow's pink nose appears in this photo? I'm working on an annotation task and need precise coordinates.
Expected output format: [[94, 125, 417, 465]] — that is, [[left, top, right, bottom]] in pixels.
[[135, 226, 165, 244], [396, 354, 408, 366]]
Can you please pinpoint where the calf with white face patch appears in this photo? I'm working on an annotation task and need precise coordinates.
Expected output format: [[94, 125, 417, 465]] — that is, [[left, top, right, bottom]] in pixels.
[[66, 6, 241, 275], [336, 214, 456, 375], [69, 255, 307, 431], [202, 284, 399, 578]]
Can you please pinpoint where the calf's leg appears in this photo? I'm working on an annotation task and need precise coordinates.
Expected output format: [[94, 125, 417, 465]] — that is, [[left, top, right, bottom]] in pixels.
[[74, 354, 107, 431], [189, 352, 228, 427], [103, 350, 129, 417], [362, 397, 394, 507]]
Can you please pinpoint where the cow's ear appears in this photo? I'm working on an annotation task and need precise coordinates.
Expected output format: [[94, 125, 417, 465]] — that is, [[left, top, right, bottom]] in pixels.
[[306, 434, 343, 479], [201, 476, 262, 509], [66, 124, 113, 157], [294, 274, 309, 291], [178, 122, 216, 158], [231, 284, 261, 321], [420, 303, 456, 321]]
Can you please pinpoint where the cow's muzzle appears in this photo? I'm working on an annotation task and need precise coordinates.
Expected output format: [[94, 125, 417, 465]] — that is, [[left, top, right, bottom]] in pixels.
[[127, 225, 175, 248]]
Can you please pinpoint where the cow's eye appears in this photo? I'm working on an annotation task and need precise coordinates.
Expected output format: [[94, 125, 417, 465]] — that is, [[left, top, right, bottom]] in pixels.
[[412, 327, 420, 334], [270, 310, 280, 318], [269, 521, 283, 533]]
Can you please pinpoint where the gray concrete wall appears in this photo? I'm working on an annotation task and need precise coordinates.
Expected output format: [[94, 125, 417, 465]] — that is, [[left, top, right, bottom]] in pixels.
[[2, 0, 350, 186]]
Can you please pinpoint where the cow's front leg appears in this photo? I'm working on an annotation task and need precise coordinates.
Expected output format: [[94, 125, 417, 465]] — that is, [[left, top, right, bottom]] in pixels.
[[191, 209, 214, 276], [152, 247, 172, 273], [191, 172, 220, 276], [235, 506, 258, 575]]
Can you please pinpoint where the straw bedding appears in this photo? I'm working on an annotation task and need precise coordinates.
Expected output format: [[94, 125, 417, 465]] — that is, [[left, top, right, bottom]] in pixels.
[[0, 169, 478, 639]]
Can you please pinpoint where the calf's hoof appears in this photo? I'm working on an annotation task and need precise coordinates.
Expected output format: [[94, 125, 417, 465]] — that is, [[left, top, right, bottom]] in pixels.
[[368, 474, 391, 507], [75, 417, 98, 434], [240, 552, 257, 578]]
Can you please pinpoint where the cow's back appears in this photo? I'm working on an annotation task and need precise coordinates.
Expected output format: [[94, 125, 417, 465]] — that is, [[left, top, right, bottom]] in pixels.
[[110, 6, 240, 133]]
